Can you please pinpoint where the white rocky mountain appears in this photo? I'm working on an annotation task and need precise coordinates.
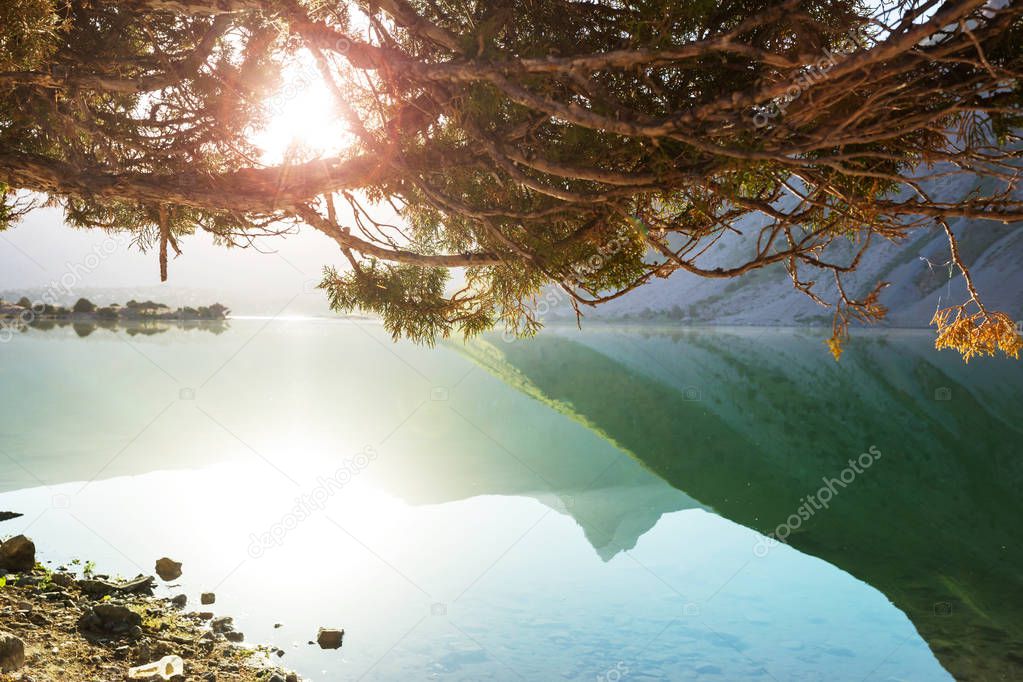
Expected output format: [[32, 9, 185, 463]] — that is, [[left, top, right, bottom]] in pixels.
[[562, 172, 1023, 327]]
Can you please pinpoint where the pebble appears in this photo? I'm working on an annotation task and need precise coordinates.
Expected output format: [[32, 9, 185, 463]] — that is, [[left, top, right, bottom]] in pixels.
[[154, 558, 182, 582], [316, 628, 344, 650], [211, 617, 233, 634], [0, 630, 26, 672], [77, 603, 142, 634], [0, 536, 36, 573]]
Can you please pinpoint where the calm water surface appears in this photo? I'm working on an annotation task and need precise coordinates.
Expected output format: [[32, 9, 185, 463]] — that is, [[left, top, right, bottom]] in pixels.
[[0, 320, 1020, 681]]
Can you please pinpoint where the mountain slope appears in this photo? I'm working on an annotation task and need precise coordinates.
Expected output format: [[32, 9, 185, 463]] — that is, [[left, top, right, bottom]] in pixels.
[[560, 173, 1023, 327]]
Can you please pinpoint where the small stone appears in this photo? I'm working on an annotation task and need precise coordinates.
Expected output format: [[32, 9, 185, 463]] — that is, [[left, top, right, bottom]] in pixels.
[[171, 594, 187, 608], [0, 536, 36, 572], [201, 592, 215, 605], [267, 675, 285, 682], [286, 674, 298, 682], [78, 603, 142, 634], [197, 612, 214, 620], [154, 557, 182, 581], [223, 631, 245, 643], [211, 617, 233, 633], [316, 628, 344, 650], [78, 575, 155, 598], [0, 630, 26, 672], [50, 572, 74, 588], [273, 623, 283, 629]]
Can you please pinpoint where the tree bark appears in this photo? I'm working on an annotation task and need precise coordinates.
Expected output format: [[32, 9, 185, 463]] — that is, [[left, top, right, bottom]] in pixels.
[[0, 152, 385, 214]]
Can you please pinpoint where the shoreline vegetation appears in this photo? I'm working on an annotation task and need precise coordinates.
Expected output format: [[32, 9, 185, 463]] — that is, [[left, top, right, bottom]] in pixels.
[[0, 298, 230, 339], [0, 528, 305, 681], [0, 297, 229, 322]]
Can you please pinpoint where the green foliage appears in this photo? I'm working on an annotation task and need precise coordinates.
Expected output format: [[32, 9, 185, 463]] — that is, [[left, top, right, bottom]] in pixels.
[[0, 2, 283, 249], [320, 263, 493, 344], [72, 298, 96, 314], [1, 0, 1017, 349], [0, 183, 21, 233], [0, 0, 65, 71]]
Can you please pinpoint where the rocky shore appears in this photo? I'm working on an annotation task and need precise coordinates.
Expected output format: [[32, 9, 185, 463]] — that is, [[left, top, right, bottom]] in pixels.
[[0, 532, 302, 682]]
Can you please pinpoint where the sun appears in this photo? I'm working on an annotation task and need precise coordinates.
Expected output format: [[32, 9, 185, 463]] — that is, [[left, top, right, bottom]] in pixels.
[[250, 53, 354, 163]]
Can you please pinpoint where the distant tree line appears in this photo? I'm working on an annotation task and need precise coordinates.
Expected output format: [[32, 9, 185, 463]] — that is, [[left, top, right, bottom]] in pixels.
[[0, 297, 230, 321]]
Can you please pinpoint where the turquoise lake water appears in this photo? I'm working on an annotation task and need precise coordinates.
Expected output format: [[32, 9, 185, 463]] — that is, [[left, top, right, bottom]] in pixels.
[[1, 320, 1020, 680]]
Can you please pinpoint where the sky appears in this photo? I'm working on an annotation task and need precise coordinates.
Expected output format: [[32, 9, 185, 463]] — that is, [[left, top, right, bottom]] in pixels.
[[0, 46, 366, 317], [0, 206, 344, 316]]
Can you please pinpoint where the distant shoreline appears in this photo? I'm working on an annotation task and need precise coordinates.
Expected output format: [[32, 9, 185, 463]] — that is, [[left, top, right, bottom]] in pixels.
[[0, 298, 231, 340], [0, 297, 229, 322]]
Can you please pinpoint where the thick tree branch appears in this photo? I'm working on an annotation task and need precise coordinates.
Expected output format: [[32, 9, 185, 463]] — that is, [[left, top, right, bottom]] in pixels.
[[0, 151, 385, 214], [295, 205, 500, 266]]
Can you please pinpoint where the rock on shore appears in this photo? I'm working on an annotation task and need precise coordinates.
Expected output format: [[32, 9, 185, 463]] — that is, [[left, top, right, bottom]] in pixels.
[[0, 630, 25, 672], [0, 535, 36, 572], [155, 557, 183, 581], [316, 628, 344, 649], [0, 535, 300, 681]]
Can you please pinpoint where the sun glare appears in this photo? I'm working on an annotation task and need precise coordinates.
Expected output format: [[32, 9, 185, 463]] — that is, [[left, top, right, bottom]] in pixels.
[[250, 54, 354, 164]]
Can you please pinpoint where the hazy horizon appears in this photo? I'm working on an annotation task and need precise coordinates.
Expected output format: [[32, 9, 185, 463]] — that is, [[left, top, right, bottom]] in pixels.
[[1, 206, 343, 315]]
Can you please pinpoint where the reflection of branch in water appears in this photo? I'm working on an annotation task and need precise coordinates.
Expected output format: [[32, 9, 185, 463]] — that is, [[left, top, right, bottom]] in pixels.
[[9, 318, 231, 338]]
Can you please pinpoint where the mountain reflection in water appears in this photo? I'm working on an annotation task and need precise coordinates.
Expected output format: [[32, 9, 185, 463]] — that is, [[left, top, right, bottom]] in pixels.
[[0, 322, 1018, 680], [462, 327, 1023, 681]]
